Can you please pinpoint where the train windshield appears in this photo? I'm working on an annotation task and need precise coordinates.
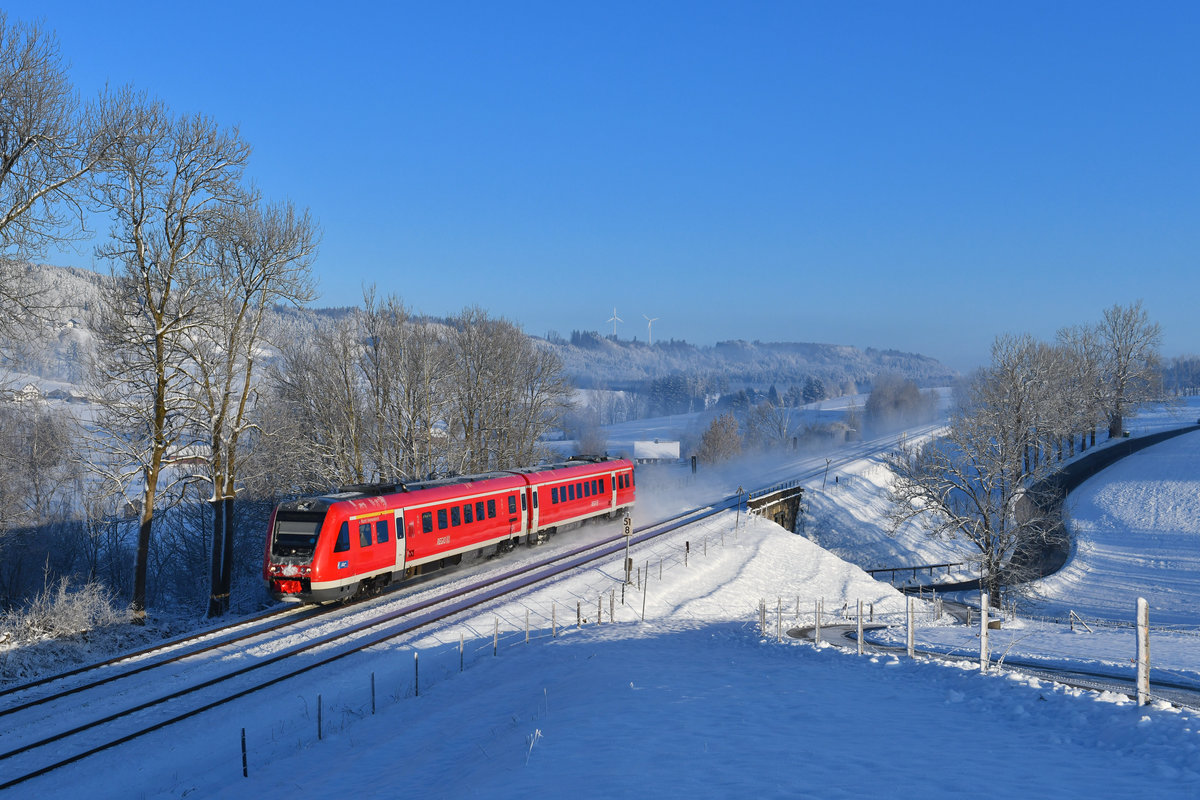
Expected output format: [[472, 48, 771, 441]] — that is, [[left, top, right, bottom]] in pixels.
[[272, 511, 326, 558]]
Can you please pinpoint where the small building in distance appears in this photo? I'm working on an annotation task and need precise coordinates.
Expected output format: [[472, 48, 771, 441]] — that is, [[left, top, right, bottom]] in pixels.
[[633, 439, 680, 464]]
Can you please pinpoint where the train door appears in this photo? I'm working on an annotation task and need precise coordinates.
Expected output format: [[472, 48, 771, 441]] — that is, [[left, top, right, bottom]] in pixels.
[[394, 510, 407, 573], [530, 489, 540, 533]]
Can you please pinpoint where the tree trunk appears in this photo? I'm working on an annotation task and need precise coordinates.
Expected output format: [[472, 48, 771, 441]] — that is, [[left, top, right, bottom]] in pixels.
[[207, 498, 225, 618], [132, 511, 153, 622], [1108, 412, 1123, 439], [220, 495, 236, 611]]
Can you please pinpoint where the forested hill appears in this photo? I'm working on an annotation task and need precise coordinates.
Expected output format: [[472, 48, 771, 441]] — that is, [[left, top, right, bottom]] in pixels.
[[541, 330, 957, 394], [8, 265, 956, 401]]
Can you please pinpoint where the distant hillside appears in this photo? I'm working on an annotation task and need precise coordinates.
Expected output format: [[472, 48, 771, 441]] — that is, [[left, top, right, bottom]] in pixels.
[[543, 330, 957, 396], [4, 266, 957, 407]]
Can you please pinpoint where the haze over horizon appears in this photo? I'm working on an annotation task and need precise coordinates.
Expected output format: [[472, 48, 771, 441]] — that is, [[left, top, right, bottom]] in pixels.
[[11, 1, 1200, 372]]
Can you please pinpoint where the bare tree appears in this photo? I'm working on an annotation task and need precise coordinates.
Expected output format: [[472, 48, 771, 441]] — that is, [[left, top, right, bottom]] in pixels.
[[697, 412, 741, 464], [271, 315, 369, 487], [444, 308, 570, 473], [89, 100, 250, 619], [887, 336, 1060, 606], [189, 194, 318, 616], [0, 16, 127, 346], [1097, 300, 1163, 438], [1057, 323, 1105, 451]]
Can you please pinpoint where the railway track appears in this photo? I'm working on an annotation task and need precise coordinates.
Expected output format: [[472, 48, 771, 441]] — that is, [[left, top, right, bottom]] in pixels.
[[1, 429, 925, 791], [0, 500, 733, 791]]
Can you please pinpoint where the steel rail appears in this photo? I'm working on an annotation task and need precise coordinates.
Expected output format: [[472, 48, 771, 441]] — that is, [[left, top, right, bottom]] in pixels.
[[0, 502, 728, 791]]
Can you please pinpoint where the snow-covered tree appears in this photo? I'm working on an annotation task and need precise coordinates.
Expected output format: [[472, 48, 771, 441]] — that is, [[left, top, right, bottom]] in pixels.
[[1097, 300, 1162, 439], [189, 194, 318, 616], [887, 335, 1063, 606], [89, 98, 250, 619], [0, 15, 127, 351]]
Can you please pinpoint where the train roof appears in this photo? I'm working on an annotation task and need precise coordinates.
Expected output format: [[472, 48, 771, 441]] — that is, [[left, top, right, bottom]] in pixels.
[[277, 457, 632, 515]]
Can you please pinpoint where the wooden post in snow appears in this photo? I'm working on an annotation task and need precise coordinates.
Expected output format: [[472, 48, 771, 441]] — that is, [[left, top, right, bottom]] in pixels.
[[906, 596, 914, 658], [1137, 597, 1150, 706], [980, 591, 990, 672], [857, 599, 864, 656]]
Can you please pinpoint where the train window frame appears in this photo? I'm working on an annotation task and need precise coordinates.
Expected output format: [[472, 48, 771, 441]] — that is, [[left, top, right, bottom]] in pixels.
[[551, 486, 558, 503], [568, 484, 575, 501], [488, 498, 497, 518], [583, 481, 590, 498], [521, 493, 527, 511], [508, 495, 517, 514], [451, 506, 461, 527], [359, 522, 372, 547], [475, 501, 485, 520], [437, 509, 448, 529], [599, 478, 605, 493], [377, 519, 389, 543], [532, 491, 538, 509], [464, 504, 474, 524], [422, 512, 433, 533], [334, 522, 350, 553]]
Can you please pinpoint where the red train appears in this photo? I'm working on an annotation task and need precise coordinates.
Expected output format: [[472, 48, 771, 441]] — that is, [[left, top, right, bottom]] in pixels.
[[263, 455, 636, 603]]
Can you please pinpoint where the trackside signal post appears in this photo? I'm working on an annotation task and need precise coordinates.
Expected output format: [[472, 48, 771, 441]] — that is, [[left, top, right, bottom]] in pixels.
[[623, 515, 633, 584]]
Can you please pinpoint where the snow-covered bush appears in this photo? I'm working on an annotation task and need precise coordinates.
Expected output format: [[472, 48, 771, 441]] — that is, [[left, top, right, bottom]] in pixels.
[[0, 578, 129, 648]]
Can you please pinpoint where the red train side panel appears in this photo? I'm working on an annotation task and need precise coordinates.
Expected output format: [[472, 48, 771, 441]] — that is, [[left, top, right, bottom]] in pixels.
[[264, 456, 635, 603]]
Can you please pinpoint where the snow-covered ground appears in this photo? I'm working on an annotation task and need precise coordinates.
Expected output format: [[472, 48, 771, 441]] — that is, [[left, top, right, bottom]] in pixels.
[[11, 398, 1200, 797]]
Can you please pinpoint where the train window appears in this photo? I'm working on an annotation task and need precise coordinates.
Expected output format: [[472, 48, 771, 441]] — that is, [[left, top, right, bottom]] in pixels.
[[508, 495, 517, 514], [451, 506, 461, 527], [583, 481, 591, 498], [464, 504, 474, 524], [422, 512, 433, 533], [359, 522, 372, 547], [488, 498, 497, 518], [521, 493, 527, 511], [532, 491, 538, 509], [334, 522, 350, 553], [377, 520, 389, 543], [594, 479, 600, 494], [599, 478, 605, 493], [631, 471, 636, 487], [476, 501, 485, 520], [437, 509, 448, 529], [568, 484, 575, 501], [551, 487, 558, 503]]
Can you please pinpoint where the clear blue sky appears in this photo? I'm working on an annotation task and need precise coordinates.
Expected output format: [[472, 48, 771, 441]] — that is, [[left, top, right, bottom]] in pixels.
[[11, 1, 1200, 370]]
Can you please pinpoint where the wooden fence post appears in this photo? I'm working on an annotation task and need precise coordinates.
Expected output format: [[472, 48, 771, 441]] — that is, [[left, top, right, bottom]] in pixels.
[[414, 652, 419, 697], [814, 599, 821, 645], [857, 599, 863, 656], [1137, 597, 1150, 706], [906, 596, 914, 658], [980, 591, 990, 672], [241, 728, 248, 778]]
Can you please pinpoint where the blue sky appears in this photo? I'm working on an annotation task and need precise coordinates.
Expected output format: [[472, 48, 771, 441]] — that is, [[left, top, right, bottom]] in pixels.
[[10, 1, 1200, 370]]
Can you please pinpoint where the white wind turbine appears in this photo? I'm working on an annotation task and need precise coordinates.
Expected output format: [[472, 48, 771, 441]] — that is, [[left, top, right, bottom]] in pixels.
[[643, 314, 659, 345], [607, 307, 623, 337]]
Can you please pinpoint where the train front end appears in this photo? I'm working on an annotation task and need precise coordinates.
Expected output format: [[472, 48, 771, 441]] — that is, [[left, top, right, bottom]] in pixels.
[[263, 498, 332, 602]]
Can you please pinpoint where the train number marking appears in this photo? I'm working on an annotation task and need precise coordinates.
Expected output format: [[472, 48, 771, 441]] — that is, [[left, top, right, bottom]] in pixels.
[[437, 536, 451, 546]]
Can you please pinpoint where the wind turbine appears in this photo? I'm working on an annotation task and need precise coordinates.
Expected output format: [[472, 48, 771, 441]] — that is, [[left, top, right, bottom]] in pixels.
[[607, 307, 623, 337], [643, 314, 659, 346]]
